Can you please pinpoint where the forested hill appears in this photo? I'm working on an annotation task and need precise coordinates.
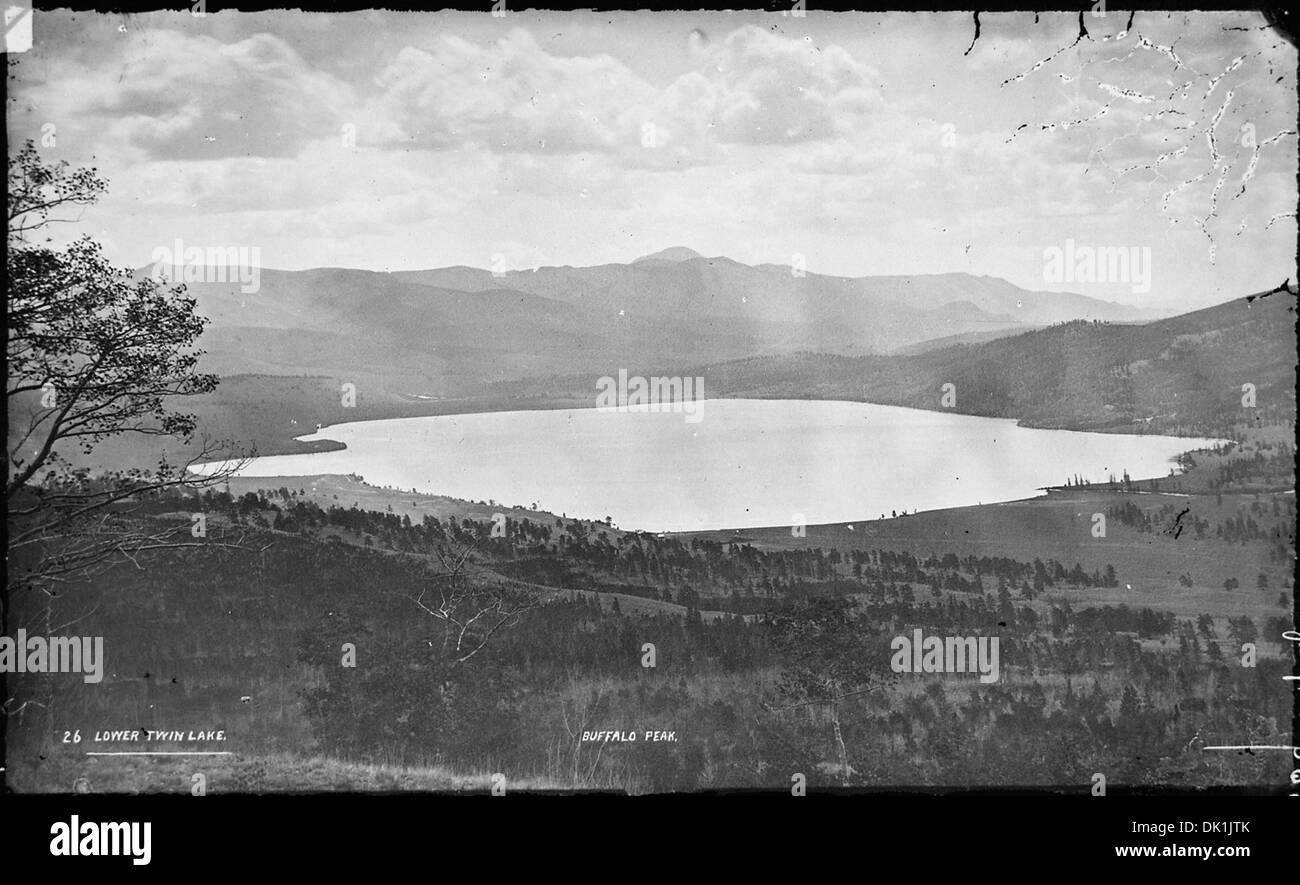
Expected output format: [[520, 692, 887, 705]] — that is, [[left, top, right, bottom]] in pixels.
[[498, 288, 1297, 436]]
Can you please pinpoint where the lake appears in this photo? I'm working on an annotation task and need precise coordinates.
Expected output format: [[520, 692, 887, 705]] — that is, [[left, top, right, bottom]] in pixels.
[[194, 399, 1225, 532]]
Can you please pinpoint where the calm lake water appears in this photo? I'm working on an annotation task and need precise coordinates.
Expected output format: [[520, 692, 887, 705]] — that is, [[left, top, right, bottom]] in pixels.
[[196, 399, 1224, 532]]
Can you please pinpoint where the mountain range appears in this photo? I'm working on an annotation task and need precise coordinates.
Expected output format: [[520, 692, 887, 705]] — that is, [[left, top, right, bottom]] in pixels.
[[62, 256, 1292, 473], [165, 250, 1161, 394]]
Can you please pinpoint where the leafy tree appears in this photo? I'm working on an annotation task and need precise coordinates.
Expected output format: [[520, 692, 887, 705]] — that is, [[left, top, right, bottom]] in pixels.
[[6, 141, 245, 583], [5, 141, 243, 766]]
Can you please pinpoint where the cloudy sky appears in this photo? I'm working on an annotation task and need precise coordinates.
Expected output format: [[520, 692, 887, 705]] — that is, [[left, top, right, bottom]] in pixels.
[[8, 9, 1296, 312]]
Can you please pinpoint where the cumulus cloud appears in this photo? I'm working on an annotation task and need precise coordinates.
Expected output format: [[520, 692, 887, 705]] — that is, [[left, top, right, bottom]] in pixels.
[[370, 24, 885, 157], [6, 9, 1292, 306], [373, 29, 657, 153], [670, 26, 883, 145], [21, 29, 354, 161]]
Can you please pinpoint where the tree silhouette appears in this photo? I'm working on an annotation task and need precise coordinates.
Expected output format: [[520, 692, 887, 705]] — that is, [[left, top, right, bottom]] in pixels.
[[5, 141, 246, 771]]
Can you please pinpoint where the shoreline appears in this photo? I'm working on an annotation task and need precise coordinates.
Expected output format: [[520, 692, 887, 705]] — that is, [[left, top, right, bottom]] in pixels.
[[258, 392, 1239, 456], [192, 397, 1236, 535], [211, 470, 1182, 533]]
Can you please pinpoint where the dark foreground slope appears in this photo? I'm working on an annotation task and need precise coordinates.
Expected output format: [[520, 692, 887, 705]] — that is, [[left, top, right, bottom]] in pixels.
[[6, 443, 1292, 793]]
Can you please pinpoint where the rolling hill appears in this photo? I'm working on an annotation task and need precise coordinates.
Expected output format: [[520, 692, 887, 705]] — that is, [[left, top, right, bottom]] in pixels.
[[389, 252, 1157, 347], [76, 261, 1292, 473], [162, 251, 1161, 395], [488, 287, 1298, 436]]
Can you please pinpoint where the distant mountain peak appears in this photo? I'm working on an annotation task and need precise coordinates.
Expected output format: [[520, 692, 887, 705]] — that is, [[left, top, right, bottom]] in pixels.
[[632, 246, 706, 263]]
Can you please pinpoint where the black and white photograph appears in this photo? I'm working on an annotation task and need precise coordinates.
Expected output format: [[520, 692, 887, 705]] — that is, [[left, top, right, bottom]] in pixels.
[[3, 2, 1297, 840]]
